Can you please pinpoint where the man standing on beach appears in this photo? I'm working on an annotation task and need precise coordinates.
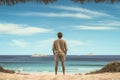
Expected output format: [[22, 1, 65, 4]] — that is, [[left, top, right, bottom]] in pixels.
[[52, 32, 67, 75]]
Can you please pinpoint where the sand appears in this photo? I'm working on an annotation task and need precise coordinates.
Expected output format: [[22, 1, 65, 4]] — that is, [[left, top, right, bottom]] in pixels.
[[0, 72, 120, 80]]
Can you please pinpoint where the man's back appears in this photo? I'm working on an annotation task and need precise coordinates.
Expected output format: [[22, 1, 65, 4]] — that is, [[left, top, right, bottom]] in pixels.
[[53, 39, 67, 54]]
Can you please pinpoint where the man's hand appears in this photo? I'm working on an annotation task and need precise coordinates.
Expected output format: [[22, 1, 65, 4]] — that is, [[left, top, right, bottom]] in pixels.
[[53, 51, 55, 55]]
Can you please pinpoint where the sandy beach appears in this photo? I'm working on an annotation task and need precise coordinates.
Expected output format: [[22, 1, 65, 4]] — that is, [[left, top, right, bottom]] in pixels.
[[0, 72, 120, 80]]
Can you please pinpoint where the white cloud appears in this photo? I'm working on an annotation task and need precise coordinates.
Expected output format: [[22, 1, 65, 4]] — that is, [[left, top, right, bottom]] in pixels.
[[66, 40, 85, 47], [29, 39, 55, 54], [65, 39, 93, 54], [0, 23, 51, 35], [52, 5, 111, 17], [95, 21, 120, 26], [74, 20, 120, 31], [11, 40, 27, 48], [35, 38, 55, 48], [75, 25, 118, 30], [17, 12, 91, 19], [14, 5, 111, 19]]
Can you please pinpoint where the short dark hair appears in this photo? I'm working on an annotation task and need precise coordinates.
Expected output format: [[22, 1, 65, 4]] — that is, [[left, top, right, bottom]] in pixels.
[[57, 32, 63, 38]]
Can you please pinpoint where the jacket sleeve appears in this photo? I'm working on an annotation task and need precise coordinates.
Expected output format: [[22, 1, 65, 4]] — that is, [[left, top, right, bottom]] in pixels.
[[52, 41, 55, 55], [64, 41, 67, 55]]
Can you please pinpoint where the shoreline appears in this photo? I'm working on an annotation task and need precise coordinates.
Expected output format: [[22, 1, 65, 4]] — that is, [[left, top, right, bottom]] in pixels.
[[14, 71, 97, 75]]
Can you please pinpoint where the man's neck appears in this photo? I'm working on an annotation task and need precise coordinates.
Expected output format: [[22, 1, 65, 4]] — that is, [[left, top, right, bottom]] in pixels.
[[58, 38, 62, 39]]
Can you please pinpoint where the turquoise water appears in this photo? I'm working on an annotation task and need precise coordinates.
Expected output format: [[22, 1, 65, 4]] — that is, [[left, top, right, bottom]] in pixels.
[[0, 55, 120, 74]]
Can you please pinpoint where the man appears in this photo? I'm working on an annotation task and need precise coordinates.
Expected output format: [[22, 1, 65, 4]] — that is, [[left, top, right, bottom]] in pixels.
[[52, 32, 67, 75]]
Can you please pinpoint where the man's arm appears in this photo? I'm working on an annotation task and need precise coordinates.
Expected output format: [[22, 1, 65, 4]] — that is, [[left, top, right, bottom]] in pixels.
[[64, 41, 67, 55], [52, 41, 55, 55]]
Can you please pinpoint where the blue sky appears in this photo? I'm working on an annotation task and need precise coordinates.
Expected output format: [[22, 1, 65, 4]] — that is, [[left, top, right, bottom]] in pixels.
[[0, 0, 120, 55]]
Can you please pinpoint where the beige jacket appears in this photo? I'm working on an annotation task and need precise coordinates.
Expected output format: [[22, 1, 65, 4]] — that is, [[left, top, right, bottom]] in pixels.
[[52, 39, 67, 55]]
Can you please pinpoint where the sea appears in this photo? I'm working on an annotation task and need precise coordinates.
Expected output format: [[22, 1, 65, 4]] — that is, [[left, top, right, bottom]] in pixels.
[[0, 55, 120, 74]]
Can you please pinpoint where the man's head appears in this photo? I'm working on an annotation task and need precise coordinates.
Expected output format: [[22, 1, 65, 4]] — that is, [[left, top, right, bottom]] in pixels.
[[57, 32, 63, 39]]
